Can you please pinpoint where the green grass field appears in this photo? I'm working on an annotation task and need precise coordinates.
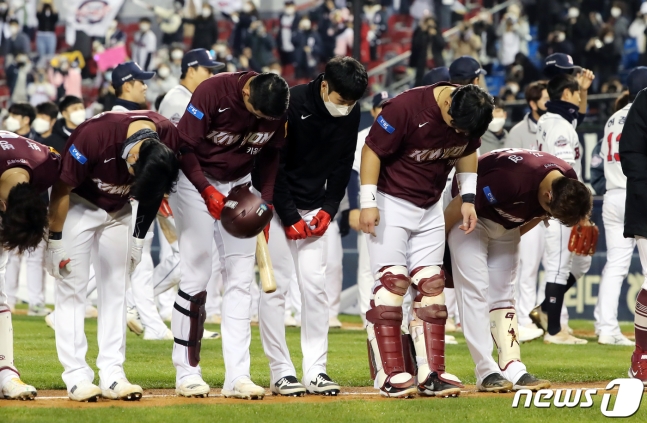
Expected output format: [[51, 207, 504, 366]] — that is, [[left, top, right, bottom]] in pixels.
[[2, 313, 645, 422]]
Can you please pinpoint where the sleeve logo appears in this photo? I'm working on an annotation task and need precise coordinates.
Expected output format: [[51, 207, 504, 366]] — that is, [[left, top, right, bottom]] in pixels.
[[69, 145, 87, 164], [377, 115, 395, 134], [187, 103, 204, 120], [483, 186, 497, 204]]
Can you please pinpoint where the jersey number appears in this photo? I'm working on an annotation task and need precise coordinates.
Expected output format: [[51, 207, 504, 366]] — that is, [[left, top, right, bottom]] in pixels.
[[606, 132, 621, 162]]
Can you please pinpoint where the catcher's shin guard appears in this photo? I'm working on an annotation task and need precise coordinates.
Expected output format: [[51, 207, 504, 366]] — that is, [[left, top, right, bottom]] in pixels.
[[173, 290, 207, 367], [410, 266, 463, 396], [490, 307, 521, 370], [0, 309, 19, 378]]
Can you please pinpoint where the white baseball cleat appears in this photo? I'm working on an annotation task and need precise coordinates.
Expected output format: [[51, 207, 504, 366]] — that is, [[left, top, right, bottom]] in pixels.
[[519, 324, 544, 342], [305, 373, 340, 396], [45, 311, 55, 330], [250, 314, 259, 324], [2, 378, 37, 400], [85, 305, 99, 319], [143, 328, 174, 340], [272, 376, 306, 396], [445, 317, 457, 332], [203, 329, 221, 340], [445, 334, 458, 345], [329, 317, 342, 329], [543, 329, 588, 345], [222, 377, 265, 400], [284, 314, 297, 327], [101, 378, 143, 401], [126, 307, 144, 336], [68, 380, 102, 402], [176, 375, 210, 398], [598, 334, 634, 346], [27, 303, 52, 317]]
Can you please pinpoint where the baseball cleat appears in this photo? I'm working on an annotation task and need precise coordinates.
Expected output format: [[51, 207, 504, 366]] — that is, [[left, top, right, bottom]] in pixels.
[[222, 377, 265, 399], [598, 334, 634, 346], [27, 303, 52, 317], [513, 373, 551, 391], [85, 305, 99, 319], [329, 317, 343, 329], [250, 314, 259, 324], [126, 307, 144, 336], [143, 328, 174, 340], [68, 380, 102, 402], [101, 378, 143, 401], [528, 305, 547, 332], [478, 373, 513, 393], [284, 314, 297, 327], [45, 311, 55, 330], [306, 373, 340, 396], [445, 334, 458, 345], [628, 348, 647, 386], [543, 329, 587, 345], [272, 376, 306, 396], [445, 317, 457, 332], [176, 376, 210, 398], [418, 372, 462, 397], [203, 329, 221, 340], [519, 324, 544, 342], [205, 314, 221, 324], [379, 373, 417, 398], [2, 378, 37, 400], [562, 324, 574, 335]]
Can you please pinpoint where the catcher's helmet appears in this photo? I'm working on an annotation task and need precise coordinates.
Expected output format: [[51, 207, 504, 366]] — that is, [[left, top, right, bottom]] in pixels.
[[221, 183, 272, 238]]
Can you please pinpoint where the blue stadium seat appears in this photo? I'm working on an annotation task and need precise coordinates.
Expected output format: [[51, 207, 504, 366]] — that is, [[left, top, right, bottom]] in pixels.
[[622, 38, 639, 70]]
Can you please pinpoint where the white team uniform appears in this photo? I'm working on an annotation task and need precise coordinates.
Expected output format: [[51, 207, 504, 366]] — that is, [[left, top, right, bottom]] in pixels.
[[4, 243, 46, 310], [354, 127, 373, 324], [594, 104, 635, 337]]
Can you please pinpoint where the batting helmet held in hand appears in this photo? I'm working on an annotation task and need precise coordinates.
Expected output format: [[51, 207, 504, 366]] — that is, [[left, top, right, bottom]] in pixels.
[[221, 183, 273, 238]]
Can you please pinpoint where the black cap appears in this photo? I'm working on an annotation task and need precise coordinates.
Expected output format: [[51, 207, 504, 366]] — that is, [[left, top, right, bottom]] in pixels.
[[543, 53, 581, 78], [112, 62, 155, 88], [421, 67, 450, 86], [372, 91, 391, 108], [628, 66, 647, 96], [181, 48, 225, 74], [449, 56, 486, 80]]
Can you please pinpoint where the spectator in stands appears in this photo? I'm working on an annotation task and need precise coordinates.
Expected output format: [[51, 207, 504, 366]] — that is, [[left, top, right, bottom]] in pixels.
[[231, 1, 258, 56], [102, 19, 125, 48], [146, 63, 179, 104], [541, 24, 574, 58], [586, 26, 622, 92], [5, 102, 37, 139], [410, 16, 446, 87], [111, 61, 154, 111], [311, 0, 337, 62], [496, 3, 530, 68], [565, 8, 602, 66], [36, 0, 58, 61], [448, 55, 485, 86], [505, 81, 549, 150], [450, 20, 482, 60], [6, 18, 31, 55], [510, 52, 541, 92], [480, 97, 508, 154], [472, 11, 497, 74], [48, 56, 82, 100], [629, 2, 647, 65], [145, 1, 184, 46], [332, 8, 353, 57], [132, 17, 157, 71], [6, 53, 33, 103], [52, 95, 85, 144], [293, 16, 322, 80], [364, 0, 387, 62], [246, 21, 275, 71], [97, 68, 116, 112], [609, 1, 630, 55], [185, 3, 219, 51], [27, 68, 56, 106], [32, 101, 62, 150], [277, 1, 299, 67], [169, 46, 184, 77]]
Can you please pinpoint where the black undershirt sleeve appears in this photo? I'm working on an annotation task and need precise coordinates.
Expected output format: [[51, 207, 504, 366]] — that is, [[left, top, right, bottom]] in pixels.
[[133, 197, 162, 239]]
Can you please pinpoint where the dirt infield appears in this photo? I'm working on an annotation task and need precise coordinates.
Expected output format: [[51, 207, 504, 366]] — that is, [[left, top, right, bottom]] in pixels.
[[0, 383, 627, 409]]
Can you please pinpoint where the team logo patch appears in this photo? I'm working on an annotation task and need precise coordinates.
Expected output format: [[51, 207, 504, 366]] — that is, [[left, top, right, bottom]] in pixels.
[[483, 186, 497, 204], [554, 136, 568, 147], [69, 145, 87, 164], [377, 115, 395, 134], [187, 103, 204, 120]]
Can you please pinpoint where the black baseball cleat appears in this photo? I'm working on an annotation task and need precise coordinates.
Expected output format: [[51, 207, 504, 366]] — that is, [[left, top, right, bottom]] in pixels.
[[417, 372, 462, 397], [513, 373, 551, 391], [272, 376, 306, 397], [478, 373, 513, 393], [306, 373, 340, 396]]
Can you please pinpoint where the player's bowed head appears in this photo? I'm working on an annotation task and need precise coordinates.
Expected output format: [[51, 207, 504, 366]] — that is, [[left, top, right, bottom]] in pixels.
[[540, 176, 593, 228], [443, 84, 495, 138], [0, 178, 48, 253], [242, 73, 290, 120]]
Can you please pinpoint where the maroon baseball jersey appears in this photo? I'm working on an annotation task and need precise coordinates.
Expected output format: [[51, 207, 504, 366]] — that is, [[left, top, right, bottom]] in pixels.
[[60, 111, 179, 212], [453, 149, 578, 229], [176, 72, 286, 186], [0, 131, 60, 192], [365, 83, 481, 209]]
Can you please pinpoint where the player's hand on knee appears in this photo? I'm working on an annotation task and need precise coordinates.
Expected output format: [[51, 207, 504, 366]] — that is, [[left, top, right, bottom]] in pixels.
[[130, 237, 145, 273], [309, 210, 331, 237], [459, 202, 477, 234], [359, 208, 380, 237], [200, 186, 226, 220], [285, 219, 311, 240], [45, 238, 71, 279]]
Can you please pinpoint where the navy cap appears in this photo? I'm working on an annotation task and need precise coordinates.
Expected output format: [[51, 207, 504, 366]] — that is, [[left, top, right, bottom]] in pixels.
[[421, 67, 450, 86], [112, 62, 155, 88], [543, 53, 581, 78], [628, 66, 647, 96], [181, 48, 225, 74], [372, 91, 391, 108], [449, 56, 486, 80]]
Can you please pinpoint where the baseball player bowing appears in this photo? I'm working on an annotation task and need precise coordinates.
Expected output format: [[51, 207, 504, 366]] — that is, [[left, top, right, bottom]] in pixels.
[[446, 149, 592, 392], [169, 71, 289, 399], [360, 83, 494, 398], [258, 57, 368, 396], [46, 111, 180, 402], [0, 133, 61, 400]]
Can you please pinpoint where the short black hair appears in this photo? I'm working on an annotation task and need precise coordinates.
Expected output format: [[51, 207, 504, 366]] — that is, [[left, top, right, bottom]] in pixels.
[[8, 18, 18, 25], [448, 84, 494, 138], [323, 56, 368, 101], [0, 183, 48, 253], [36, 101, 59, 120], [58, 95, 83, 113], [130, 140, 180, 206], [248, 73, 290, 119], [8, 103, 36, 124], [550, 177, 592, 227], [450, 76, 478, 86], [493, 96, 505, 110], [140, 17, 151, 24], [547, 74, 579, 101], [154, 93, 166, 111], [525, 81, 547, 106]]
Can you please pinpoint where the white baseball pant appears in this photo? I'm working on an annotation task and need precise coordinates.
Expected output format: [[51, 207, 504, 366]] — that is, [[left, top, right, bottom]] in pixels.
[[326, 221, 343, 320], [515, 224, 545, 327], [441, 175, 459, 325], [169, 172, 256, 389], [55, 193, 132, 390], [4, 242, 46, 309], [0, 248, 20, 389], [357, 228, 372, 326], [637, 237, 647, 291], [259, 209, 330, 384]]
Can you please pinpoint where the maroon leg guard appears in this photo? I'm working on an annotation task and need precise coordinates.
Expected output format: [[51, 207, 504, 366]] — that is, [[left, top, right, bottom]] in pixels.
[[415, 304, 448, 374], [402, 334, 417, 376]]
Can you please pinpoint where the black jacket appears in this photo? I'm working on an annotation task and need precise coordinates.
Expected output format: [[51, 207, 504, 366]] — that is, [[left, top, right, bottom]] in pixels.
[[620, 89, 647, 238], [39, 118, 72, 153], [273, 74, 360, 226]]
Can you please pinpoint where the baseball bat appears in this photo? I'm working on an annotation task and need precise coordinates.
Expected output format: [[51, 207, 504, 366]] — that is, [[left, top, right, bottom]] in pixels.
[[256, 233, 277, 293]]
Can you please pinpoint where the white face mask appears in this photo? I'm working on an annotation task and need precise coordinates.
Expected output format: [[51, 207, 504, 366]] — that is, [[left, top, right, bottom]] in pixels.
[[604, 35, 614, 44], [242, 3, 252, 13], [32, 117, 51, 134], [69, 109, 86, 126], [568, 8, 579, 19], [322, 84, 355, 117], [555, 32, 566, 43], [9, 25, 18, 35], [300, 19, 312, 31], [4, 116, 21, 132], [171, 50, 183, 60], [488, 117, 506, 133], [158, 67, 170, 78], [611, 7, 621, 18], [140, 23, 150, 32], [202, 8, 211, 17]]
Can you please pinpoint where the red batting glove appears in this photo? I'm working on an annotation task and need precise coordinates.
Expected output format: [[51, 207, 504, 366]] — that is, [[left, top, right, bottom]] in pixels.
[[159, 198, 173, 218], [285, 219, 312, 240], [201, 186, 226, 220], [309, 210, 331, 237]]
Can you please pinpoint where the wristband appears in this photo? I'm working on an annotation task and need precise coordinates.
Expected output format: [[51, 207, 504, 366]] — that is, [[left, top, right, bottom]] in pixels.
[[456, 172, 477, 197], [360, 184, 378, 209], [461, 194, 475, 204], [48, 231, 62, 240]]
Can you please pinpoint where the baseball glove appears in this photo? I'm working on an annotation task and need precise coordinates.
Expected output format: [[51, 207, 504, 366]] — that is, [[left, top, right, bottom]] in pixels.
[[568, 223, 599, 256]]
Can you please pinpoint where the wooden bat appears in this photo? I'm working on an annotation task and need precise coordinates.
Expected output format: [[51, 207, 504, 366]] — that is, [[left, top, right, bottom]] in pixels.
[[256, 233, 277, 293]]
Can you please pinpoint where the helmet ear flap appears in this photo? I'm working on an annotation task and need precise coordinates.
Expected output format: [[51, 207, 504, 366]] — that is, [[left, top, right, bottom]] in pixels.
[[220, 183, 273, 238]]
